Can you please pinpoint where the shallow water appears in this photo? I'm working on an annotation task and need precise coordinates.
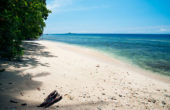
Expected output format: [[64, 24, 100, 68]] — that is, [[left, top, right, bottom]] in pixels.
[[40, 34, 170, 76]]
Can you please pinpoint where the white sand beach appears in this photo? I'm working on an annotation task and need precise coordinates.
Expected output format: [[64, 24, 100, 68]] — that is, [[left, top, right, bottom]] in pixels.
[[0, 40, 170, 110]]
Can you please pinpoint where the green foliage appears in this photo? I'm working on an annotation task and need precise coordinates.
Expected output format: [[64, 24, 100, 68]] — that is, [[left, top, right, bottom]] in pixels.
[[0, 0, 51, 60]]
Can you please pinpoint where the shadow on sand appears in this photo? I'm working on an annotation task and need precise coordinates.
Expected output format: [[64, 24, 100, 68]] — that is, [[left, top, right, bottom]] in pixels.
[[0, 41, 114, 110], [0, 41, 57, 109]]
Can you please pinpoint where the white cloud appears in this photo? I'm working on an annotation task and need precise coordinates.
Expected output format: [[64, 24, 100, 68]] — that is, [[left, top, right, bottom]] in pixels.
[[47, 0, 72, 10], [159, 29, 170, 32], [160, 29, 167, 31]]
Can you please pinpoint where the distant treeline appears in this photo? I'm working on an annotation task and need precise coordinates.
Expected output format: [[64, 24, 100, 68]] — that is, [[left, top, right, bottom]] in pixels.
[[0, 0, 51, 60]]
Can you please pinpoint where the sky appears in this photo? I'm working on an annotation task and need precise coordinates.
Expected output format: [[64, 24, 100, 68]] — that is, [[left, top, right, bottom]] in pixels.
[[44, 0, 170, 34]]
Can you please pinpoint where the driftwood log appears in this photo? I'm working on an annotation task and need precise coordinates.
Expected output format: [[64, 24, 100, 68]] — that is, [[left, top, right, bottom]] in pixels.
[[37, 90, 62, 108]]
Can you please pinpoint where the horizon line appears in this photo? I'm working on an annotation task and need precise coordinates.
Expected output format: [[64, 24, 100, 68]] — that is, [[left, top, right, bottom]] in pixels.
[[43, 33, 170, 35]]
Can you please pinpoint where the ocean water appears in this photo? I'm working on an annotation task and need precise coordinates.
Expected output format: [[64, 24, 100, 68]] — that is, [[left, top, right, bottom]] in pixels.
[[40, 34, 170, 76]]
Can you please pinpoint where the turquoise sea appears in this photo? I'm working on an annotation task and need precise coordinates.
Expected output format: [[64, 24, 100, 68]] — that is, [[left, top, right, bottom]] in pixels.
[[40, 34, 170, 76]]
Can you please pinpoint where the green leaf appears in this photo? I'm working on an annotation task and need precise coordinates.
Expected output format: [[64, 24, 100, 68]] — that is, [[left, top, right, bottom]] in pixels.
[[24, 1, 28, 6], [0, 13, 8, 18], [5, 10, 7, 13]]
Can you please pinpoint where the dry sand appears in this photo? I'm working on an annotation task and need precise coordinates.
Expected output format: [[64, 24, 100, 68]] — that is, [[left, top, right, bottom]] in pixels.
[[0, 40, 170, 110]]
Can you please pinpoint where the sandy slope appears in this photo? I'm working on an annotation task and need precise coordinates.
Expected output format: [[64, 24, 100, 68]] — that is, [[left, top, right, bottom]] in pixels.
[[0, 40, 170, 110]]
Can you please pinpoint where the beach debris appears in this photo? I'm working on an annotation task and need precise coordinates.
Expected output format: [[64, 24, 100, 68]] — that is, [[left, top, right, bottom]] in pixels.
[[20, 93, 24, 96], [37, 87, 41, 91], [37, 90, 62, 108], [148, 99, 151, 102], [10, 100, 18, 103], [141, 102, 145, 104], [156, 89, 160, 91], [96, 64, 100, 67], [110, 97, 116, 100], [64, 94, 69, 97], [102, 93, 105, 95], [97, 107, 102, 110], [119, 95, 122, 97], [1, 88, 6, 91], [82, 94, 86, 98], [87, 96, 90, 98], [8, 83, 12, 84], [164, 94, 170, 98], [162, 101, 166, 105], [69, 90, 72, 93], [113, 100, 118, 103], [21, 103, 27, 106], [64, 94, 74, 100], [164, 89, 167, 92], [70, 96, 74, 100], [151, 99, 156, 103]]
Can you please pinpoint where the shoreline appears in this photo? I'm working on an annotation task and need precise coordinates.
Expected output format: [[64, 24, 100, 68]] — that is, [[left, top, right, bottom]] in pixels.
[[41, 40, 170, 84], [0, 40, 170, 109]]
